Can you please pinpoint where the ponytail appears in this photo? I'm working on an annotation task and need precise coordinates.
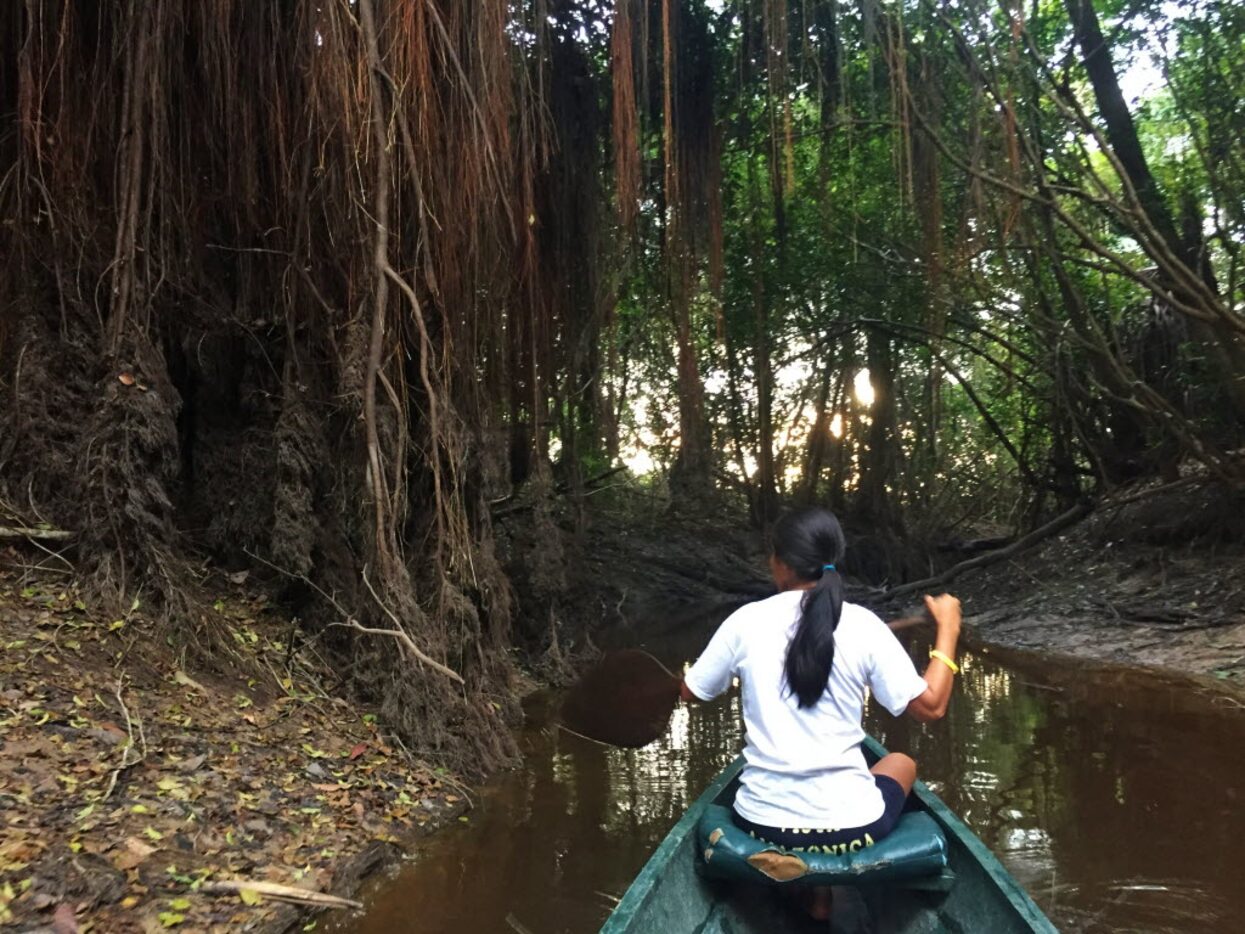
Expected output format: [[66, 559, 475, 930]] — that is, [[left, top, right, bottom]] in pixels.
[[773, 509, 846, 708]]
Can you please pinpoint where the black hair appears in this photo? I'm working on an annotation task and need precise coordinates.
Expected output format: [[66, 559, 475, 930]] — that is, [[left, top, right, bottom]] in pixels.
[[772, 507, 846, 708]]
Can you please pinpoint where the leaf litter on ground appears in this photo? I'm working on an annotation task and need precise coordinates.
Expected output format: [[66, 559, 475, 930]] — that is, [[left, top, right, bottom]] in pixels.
[[0, 567, 469, 932]]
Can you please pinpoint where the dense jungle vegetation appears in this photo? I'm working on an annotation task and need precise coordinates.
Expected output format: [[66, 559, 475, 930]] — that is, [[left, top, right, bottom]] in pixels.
[[1, 0, 1242, 769]]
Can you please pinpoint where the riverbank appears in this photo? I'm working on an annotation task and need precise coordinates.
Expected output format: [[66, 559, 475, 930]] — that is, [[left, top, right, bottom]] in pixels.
[[0, 568, 469, 933], [935, 478, 1245, 683], [567, 477, 1245, 686], [4, 476, 1242, 931]]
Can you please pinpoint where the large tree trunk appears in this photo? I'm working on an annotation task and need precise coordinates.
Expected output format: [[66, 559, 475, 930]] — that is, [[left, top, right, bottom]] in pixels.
[[722, 325, 758, 508], [1065, 0, 1183, 258], [859, 327, 901, 529], [662, 0, 712, 493], [799, 347, 836, 505], [751, 165, 778, 525], [913, 50, 945, 484], [670, 261, 712, 490]]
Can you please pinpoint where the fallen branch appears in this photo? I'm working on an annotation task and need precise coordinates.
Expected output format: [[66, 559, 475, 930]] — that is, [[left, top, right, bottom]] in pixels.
[[358, 566, 465, 685], [882, 501, 1093, 598], [555, 465, 629, 494], [244, 549, 465, 686], [493, 465, 634, 517], [0, 525, 74, 541], [327, 619, 464, 686], [200, 880, 362, 910]]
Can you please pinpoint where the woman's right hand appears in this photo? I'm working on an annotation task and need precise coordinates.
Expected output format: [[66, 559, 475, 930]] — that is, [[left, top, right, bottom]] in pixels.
[[906, 593, 962, 723], [923, 593, 961, 639]]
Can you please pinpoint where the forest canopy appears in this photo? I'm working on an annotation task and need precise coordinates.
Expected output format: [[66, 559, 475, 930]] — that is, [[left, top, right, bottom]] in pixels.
[[1, 0, 1242, 766]]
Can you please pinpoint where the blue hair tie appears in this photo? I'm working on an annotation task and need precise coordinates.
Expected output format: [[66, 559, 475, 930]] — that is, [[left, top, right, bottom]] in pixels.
[[823, 564, 836, 572]]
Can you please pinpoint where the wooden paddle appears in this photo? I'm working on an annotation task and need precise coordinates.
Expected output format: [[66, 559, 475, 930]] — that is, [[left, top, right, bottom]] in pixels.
[[559, 607, 932, 748]]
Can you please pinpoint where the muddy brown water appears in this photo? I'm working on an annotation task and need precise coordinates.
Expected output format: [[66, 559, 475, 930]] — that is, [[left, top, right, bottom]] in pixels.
[[331, 624, 1245, 934]]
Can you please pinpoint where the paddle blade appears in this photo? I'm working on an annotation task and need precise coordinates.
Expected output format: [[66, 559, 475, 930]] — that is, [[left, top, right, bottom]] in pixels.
[[559, 650, 682, 748]]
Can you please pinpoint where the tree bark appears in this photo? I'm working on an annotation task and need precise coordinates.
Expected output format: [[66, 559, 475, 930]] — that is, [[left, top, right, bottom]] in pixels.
[[1064, 0, 1183, 259], [883, 501, 1092, 598], [671, 261, 712, 488], [723, 326, 757, 507]]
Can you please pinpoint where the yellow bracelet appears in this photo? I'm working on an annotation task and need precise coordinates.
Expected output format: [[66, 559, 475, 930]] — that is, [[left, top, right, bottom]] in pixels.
[[929, 649, 959, 674]]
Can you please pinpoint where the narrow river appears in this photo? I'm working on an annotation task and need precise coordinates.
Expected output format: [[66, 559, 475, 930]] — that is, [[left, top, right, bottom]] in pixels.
[[333, 623, 1245, 933]]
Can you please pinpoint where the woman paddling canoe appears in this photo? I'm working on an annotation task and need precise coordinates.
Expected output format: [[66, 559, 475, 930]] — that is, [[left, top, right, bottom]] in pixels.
[[678, 506, 962, 920]]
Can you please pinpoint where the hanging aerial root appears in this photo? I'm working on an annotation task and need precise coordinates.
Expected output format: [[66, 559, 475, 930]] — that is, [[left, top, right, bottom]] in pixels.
[[611, 0, 641, 232]]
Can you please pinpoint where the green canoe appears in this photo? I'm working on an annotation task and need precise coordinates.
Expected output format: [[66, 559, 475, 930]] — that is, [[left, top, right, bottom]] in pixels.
[[602, 737, 1057, 933]]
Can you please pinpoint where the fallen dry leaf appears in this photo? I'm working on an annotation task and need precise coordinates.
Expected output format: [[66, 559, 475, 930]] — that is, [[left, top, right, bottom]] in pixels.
[[172, 671, 206, 694], [0, 567, 466, 933], [113, 835, 158, 870], [178, 753, 207, 773], [51, 904, 78, 934]]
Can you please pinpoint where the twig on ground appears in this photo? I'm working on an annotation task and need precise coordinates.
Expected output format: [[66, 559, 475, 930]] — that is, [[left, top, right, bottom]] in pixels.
[[14, 531, 76, 575], [102, 676, 147, 800], [1004, 558, 1045, 588], [326, 618, 464, 685], [1101, 475, 1206, 510], [3, 560, 73, 580], [359, 566, 465, 684], [387, 731, 475, 807], [199, 880, 361, 909]]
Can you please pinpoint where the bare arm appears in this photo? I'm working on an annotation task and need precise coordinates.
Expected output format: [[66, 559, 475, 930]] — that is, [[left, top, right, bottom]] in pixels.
[[679, 680, 699, 703], [905, 594, 962, 723]]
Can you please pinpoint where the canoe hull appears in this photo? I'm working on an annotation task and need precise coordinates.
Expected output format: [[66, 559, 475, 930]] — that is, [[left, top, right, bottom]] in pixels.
[[602, 738, 1056, 933]]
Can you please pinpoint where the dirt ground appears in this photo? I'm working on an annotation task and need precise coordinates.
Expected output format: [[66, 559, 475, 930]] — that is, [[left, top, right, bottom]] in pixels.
[[903, 479, 1245, 685], [0, 567, 469, 934]]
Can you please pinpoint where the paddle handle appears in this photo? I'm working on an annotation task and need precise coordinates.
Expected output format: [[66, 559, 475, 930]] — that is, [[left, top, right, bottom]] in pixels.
[[561, 605, 939, 748], [885, 605, 935, 633]]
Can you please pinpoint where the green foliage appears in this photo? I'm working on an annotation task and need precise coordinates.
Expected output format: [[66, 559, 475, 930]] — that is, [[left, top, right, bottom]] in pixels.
[[578, 0, 1245, 531]]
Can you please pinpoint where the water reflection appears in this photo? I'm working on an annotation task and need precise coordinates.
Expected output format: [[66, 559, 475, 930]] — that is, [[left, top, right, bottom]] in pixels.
[[336, 634, 1245, 934], [876, 644, 1245, 932]]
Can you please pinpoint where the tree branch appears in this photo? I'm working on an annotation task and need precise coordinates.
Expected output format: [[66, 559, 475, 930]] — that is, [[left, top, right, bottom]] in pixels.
[[0, 526, 75, 541], [882, 501, 1093, 598], [244, 550, 465, 686]]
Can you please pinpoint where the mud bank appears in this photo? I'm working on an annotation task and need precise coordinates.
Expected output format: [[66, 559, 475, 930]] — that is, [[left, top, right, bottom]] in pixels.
[[0, 569, 470, 934], [902, 479, 1245, 684], [570, 480, 1245, 688]]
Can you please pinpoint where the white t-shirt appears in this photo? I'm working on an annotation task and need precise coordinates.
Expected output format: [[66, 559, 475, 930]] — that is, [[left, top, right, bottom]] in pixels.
[[683, 590, 928, 829]]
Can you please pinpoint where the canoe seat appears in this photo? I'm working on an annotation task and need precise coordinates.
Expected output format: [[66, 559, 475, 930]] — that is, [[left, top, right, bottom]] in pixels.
[[695, 804, 948, 887]]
